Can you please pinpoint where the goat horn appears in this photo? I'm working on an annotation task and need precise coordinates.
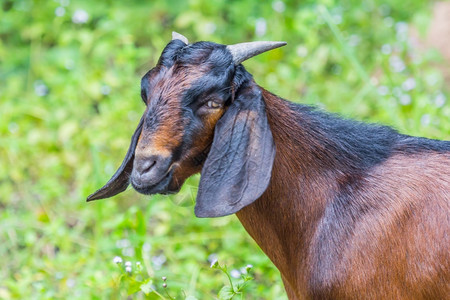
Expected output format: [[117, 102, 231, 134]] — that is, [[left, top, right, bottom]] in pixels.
[[227, 41, 287, 65], [172, 31, 189, 44]]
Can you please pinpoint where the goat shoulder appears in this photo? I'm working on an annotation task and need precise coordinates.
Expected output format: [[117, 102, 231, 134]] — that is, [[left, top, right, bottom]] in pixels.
[[237, 88, 450, 299]]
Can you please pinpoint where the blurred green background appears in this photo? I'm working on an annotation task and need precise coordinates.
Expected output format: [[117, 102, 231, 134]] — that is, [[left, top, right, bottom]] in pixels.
[[1, 0, 449, 299]]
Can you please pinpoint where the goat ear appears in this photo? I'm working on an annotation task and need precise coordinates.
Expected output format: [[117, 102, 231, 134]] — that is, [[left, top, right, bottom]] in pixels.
[[86, 117, 144, 202], [195, 82, 275, 217]]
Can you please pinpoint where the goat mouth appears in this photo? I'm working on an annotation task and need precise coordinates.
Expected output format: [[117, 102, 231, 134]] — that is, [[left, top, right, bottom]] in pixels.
[[131, 168, 176, 195]]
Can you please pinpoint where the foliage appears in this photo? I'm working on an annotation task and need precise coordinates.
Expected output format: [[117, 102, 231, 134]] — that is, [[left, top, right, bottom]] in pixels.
[[210, 260, 254, 300], [0, 0, 448, 299]]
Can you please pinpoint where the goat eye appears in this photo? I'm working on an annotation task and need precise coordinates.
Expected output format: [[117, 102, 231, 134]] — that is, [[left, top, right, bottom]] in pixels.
[[206, 100, 222, 109]]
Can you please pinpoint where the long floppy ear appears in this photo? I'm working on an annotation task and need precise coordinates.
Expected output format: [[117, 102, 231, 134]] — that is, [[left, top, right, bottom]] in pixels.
[[195, 81, 275, 217], [87, 116, 144, 201]]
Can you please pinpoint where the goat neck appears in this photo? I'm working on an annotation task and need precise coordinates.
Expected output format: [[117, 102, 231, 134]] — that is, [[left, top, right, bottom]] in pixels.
[[236, 89, 335, 297]]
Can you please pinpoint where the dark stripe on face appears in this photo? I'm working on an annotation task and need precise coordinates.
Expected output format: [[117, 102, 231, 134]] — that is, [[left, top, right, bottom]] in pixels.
[[182, 65, 235, 108]]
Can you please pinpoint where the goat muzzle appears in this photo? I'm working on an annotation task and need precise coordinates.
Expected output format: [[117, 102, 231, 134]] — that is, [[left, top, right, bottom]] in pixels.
[[131, 154, 175, 195]]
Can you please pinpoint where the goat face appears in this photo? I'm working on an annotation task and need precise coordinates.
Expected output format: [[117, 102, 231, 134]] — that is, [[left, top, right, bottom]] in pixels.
[[87, 33, 285, 217], [131, 40, 234, 196]]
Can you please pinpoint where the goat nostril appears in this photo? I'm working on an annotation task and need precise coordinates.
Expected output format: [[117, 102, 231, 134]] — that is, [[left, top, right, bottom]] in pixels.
[[142, 160, 156, 174], [134, 154, 170, 178], [140, 159, 156, 174]]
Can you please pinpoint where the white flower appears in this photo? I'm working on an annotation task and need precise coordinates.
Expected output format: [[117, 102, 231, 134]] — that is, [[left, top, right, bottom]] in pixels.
[[402, 78, 416, 91], [116, 239, 131, 248], [125, 266, 132, 273], [381, 44, 391, 55], [66, 278, 76, 288], [377, 86, 389, 96], [8, 122, 18, 134], [34, 80, 48, 96], [230, 269, 241, 278], [333, 14, 342, 24], [125, 261, 132, 267], [64, 59, 74, 70], [142, 242, 152, 253], [101, 85, 111, 95], [399, 94, 411, 105], [55, 272, 64, 280], [255, 18, 267, 37], [240, 264, 254, 274], [425, 73, 439, 87], [434, 93, 446, 108], [204, 22, 216, 34], [395, 22, 408, 41], [379, 4, 391, 16], [384, 17, 394, 27], [152, 254, 166, 270], [389, 55, 405, 73], [122, 247, 135, 257], [72, 9, 89, 24], [296, 45, 308, 57], [421, 114, 431, 126], [348, 35, 360, 47], [272, 0, 285, 13], [113, 256, 123, 264], [208, 253, 218, 263], [55, 7, 65, 17]]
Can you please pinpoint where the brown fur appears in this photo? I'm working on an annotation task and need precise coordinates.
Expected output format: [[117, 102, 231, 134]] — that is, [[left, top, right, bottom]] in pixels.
[[122, 45, 449, 298], [133, 74, 449, 297], [167, 90, 225, 191], [235, 90, 450, 299], [89, 40, 449, 298], [135, 64, 224, 191]]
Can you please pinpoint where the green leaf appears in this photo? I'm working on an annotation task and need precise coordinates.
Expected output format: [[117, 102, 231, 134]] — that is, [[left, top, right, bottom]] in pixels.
[[218, 286, 235, 300], [140, 278, 154, 295], [235, 279, 250, 292], [127, 279, 142, 295]]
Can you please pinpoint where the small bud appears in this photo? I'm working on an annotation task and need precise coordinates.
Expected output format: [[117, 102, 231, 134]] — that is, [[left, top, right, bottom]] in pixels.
[[245, 264, 253, 273], [125, 261, 132, 267], [210, 259, 218, 268], [162, 276, 167, 281], [125, 266, 132, 273], [163, 283, 167, 288]]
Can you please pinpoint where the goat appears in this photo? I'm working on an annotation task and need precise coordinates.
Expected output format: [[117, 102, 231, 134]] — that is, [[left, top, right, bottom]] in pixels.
[[88, 32, 450, 299]]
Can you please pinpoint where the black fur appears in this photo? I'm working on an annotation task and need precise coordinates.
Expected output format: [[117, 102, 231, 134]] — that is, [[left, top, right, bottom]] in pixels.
[[88, 40, 449, 203], [195, 79, 276, 217], [289, 103, 450, 171], [149, 40, 449, 195]]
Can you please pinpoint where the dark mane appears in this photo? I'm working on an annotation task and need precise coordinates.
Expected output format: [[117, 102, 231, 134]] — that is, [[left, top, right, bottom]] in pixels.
[[285, 101, 450, 172]]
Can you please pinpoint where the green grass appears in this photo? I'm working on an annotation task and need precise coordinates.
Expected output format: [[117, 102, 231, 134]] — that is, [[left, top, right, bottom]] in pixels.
[[1, 0, 448, 299]]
